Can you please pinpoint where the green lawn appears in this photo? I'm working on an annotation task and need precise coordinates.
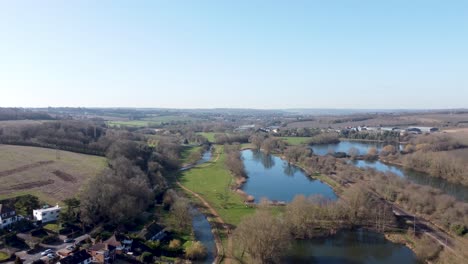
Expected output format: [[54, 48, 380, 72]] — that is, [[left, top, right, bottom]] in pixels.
[[180, 145, 202, 165], [44, 223, 61, 233], [196, 132, 217, 143], [178, 146, 255, 226], [0, 251, 9, 261], [280, 137, 312, 145]]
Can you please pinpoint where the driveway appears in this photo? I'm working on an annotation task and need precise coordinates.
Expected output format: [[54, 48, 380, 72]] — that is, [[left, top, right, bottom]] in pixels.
[[15, 234, 90, 264]]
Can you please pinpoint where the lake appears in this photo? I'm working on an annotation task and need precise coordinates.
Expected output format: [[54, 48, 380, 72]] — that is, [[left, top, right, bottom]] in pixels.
[[310, 140, 467, 201], [241, 149, 337, 202], [240, 149, 417, 263], [311, 141, 402, 156], [351, 160, 468, 202], [284, 229, 419, 264]]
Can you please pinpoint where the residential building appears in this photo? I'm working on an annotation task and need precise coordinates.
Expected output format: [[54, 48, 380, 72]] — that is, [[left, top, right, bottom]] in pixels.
[[88, 243, 116, 263], [141, 223, 166, 241], [33, 204, 61, 223], [0, 204, 19, 229], [59, 250, 92, 264], [104, 234, 133, 254]]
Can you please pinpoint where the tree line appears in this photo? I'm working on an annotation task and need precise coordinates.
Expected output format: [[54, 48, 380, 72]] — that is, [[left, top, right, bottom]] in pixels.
[[0, 108, 53, 121], [233, 186, 396, 263]]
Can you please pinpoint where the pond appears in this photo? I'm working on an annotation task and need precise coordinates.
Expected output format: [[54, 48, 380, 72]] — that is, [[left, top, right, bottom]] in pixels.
[[284, 229, 419, 264], [241, 149, 337, 202], [191, 207, 216, 264]]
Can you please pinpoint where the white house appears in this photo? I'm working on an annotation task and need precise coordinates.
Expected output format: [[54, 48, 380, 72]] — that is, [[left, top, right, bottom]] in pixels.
[[33, 204, 61, 223], [0, 204, 19, 229]]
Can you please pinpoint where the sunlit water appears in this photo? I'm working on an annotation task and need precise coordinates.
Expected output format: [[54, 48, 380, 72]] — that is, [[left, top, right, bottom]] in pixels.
[[310, 141, 467, 201], [240, 149, 417, 263], [241, 149, 337, 202]]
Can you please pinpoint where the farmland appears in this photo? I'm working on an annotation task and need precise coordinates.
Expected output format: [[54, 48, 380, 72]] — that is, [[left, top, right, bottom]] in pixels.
[[107, 115, 200, 127], [0, 145, 106, 204]]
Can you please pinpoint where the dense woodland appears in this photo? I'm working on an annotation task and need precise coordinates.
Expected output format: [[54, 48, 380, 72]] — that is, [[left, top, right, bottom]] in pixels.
[[0, 108, 53, 121]]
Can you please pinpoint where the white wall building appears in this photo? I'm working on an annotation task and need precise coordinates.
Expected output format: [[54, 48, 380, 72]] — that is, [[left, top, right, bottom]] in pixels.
[[33, 204, 61, 223], [0, 204, 19, 229]]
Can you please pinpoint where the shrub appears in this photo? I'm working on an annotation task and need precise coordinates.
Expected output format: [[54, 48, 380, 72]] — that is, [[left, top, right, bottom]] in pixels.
[[139, 251, 153, 263], [185, 241, 207, 260], [450, 223, 467, 236], [168, 239, 181, 250], [41, 235, 59, 244]]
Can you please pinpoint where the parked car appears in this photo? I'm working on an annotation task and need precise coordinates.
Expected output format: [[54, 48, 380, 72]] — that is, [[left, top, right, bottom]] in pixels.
[[41, 249, 53, 256], [66, 245, 75, 251], [47, 253, 56, 259], [64, 238, 75, 243]]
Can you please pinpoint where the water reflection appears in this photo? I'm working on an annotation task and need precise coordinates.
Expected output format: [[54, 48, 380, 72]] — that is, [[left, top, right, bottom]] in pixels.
[[352, 160, 468, 202], [284, 230, 419, 264], [251, 149, 275, 168], [283, 164, 297, 177], [191, 207, 216, 264], [241, 150, 337, 202]]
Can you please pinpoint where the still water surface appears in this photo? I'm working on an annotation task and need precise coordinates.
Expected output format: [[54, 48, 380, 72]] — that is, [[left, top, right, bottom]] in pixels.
[[191, 208, 216, 264], [241, 149, 337, 202], [310, 141, 467, 201], [240, 149, 418, 263]]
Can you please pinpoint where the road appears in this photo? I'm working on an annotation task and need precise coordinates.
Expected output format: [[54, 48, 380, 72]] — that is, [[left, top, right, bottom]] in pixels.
[[15, 234, 90, 264], [391, 203, 456, 252]]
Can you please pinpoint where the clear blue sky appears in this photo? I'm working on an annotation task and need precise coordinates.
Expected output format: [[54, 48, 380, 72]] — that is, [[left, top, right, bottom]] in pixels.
[[1, 1, 467, 109]]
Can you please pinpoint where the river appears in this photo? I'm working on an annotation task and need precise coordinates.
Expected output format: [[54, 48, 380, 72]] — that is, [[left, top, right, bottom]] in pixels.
[[191, 208, 216, 264]]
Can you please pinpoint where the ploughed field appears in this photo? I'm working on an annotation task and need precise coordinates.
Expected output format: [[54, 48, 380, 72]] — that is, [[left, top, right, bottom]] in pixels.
[[0, 145, 106, 203]]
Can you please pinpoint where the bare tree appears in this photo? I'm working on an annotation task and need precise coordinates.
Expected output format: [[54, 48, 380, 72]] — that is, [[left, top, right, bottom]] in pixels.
[[234, 211, 292, 263]]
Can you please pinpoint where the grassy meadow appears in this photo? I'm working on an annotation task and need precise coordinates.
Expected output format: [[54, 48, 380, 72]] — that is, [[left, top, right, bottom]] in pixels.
[[196, 132, 217, 143], [178, 145, 255, 226], [280, 136, 312, 145]]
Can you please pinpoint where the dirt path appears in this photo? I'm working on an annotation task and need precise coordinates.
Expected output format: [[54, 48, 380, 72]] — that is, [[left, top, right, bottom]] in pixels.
[[176, 181, 234, 264]]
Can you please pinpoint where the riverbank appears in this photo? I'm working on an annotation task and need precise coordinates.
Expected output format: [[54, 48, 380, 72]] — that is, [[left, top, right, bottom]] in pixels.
[[178, 145, 257, 263]]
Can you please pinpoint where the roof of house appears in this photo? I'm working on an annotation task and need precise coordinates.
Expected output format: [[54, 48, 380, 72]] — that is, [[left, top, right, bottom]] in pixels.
[[141, 222, 165, 240], [89, 242, 116, 252], [0, 204, 15, 215], [33, 205, 61, 213], [104, 235, 122, 248], [59, 250, 92, 264]]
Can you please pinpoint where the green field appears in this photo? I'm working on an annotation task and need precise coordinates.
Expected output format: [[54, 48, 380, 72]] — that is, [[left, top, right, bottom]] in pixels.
[[108, 115, 199, 127], [180, 145, 202, 165], [280, 136, 312, 145], [178, 146, 254, 225], [0, 145, 107, 204], [197, 132, 217, 143]]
